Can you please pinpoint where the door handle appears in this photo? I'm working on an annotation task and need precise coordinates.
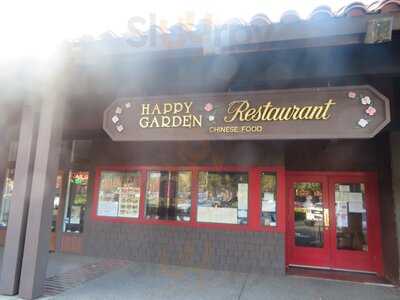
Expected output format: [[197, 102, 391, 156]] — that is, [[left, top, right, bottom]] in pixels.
[[323, 208, 330, 228]]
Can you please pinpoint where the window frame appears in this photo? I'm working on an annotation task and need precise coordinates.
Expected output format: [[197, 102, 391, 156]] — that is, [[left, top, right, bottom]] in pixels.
[[91, 165, 285, 233], [195, 168, 251, 226], [63, 169, 90, 234], [144, 169, 193, 222]]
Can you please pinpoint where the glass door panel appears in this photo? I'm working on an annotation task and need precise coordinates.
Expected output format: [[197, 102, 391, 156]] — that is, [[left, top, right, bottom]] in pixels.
[[334, 183, 368, 252], [293, 182, 324, 248], [287, 175, 331, 268]]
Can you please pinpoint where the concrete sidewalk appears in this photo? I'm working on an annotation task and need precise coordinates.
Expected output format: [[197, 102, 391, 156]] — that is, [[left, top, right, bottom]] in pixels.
[[0, 252, 398, 300], [44, 262, 400, 300]]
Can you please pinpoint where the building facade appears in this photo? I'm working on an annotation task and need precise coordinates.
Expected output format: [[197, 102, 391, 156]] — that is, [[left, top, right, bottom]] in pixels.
[[0, 2, 400, 299]]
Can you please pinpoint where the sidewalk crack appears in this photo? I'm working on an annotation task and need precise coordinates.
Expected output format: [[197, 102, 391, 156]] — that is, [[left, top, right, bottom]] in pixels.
[[238, 272, 250, 300]]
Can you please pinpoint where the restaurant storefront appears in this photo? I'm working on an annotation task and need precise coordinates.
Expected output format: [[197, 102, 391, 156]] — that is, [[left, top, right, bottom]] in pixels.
[[1, 2, 400, 299]]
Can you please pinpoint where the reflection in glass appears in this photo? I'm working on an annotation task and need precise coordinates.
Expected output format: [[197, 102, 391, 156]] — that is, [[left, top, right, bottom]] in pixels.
[[51, 174, 63, 232], [145, 171, 191, 221], [98, 171, 141, 218], [335, 183, 367, 251], [63, 171, 89, 233], [0, 168, 15, 227], [294, 182, 324, 248], [197, 172, 248, 224], [260, 173, 277, 226]]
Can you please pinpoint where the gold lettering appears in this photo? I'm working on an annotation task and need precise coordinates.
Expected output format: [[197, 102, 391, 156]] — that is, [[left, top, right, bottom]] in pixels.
[[161, 116, 171, 127], [223, 99, 337, 124], [244, 108, 257, 121], [152, 104, 161, 115], [182, 115, 191, 127], [149, 117, 160, 128], [309, 106, 324, 119], [281, 107, 293, 120], [291, 106, 300, 120], [183, 102, 193, 113], [251, 106, 264, 121], [163, 103, 173, 114], [321, 99, 336, 120], [142, 104, 150, 115], [224, 100, 250, 123], [173, 103, 183, 114], [139, 117, 149, 128], [266, 107, 280, 121], [172, 116, 182, 127], [298, 106, 313, 120], [261, 102, 272, 120], [192, 115, 202, 127]]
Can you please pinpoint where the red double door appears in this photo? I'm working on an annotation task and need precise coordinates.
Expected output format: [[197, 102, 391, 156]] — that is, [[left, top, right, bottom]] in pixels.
[[286, 172, 383, 274]]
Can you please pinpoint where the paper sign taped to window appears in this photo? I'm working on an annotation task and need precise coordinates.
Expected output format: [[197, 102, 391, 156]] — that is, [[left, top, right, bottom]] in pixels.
[[262, 200, 276, 212], [237, 183, 248, 210], [336, 213, 348, 228], [263, 192, 275, 202], [97, 201, 118, 217], [197, 207, 238, 224], [336, 202, 348, 214], [348, 194, 365, 213], [70, 205, 82, 224], [339, 185, 350, 192], [238, 209, 247, 218]]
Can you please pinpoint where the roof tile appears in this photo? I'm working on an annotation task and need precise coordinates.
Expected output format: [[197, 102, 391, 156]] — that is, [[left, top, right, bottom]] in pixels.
[[280, 10, 301, 23], [310, 5, 334, 20], [74, 0, 400, 45], [377, 0, 400, 12]]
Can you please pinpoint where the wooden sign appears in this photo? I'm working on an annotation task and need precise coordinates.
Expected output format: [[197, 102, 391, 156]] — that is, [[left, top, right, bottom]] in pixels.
[[103, 85, 390, 141]]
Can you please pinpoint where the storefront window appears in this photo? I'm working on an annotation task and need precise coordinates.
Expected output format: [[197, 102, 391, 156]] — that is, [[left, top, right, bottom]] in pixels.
[[97, 171, 141, 218], [0, 168, 15, 227], [197, 171, 248, 224], [145, 171, 191, 221], [51, 174, 63, 232], [260, 172, 277, 226], [63, 171, 89, 233]]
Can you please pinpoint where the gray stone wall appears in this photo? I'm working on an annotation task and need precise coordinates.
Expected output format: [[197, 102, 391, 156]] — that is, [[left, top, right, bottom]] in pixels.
[[80, 139, 285, 274], [83, 222, 285, 275]]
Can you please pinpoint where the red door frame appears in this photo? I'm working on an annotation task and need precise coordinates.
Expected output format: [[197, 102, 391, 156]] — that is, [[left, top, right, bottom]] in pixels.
[[286, 173, 331, 268], [286, 171, 383, 275], [328, 173, 383, 274]]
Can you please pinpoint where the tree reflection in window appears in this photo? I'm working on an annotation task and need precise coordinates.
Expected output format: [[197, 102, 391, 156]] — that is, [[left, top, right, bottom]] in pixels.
[[145, 171, 191, 221], [197, 172, 248, 224]]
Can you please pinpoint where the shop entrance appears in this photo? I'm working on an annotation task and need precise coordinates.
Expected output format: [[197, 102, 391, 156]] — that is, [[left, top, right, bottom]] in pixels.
[[286, 172, 383, 274]]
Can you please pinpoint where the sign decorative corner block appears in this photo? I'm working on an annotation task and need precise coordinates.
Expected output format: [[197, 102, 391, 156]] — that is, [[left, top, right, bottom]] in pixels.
[[103, 85, 390, 141]]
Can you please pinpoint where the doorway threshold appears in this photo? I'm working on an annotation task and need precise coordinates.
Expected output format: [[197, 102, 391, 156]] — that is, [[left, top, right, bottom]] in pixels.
[[286, 266, 395, 287]]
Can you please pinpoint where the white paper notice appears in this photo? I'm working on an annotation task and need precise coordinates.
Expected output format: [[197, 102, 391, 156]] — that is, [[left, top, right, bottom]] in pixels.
[[335, 191, 345, 203], [348, 193, 365, 213], [262, 200, 276, 212], [263, 192, 275, 202], [335, 202, 348, 228], [339, 185, 351, 192], [237, 183, 248, 210], [336, 213, 348, 228], [97, 201, 119, 217], [70, 205, 82, 224], [118, 206, 139, 218], [197, 207, 237, 224], [237, 209, 247, 218]]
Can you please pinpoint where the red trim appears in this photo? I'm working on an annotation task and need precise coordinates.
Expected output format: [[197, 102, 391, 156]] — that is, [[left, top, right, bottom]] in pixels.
[[90, 165, 285, 233], [285, 171, 383, 275]]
